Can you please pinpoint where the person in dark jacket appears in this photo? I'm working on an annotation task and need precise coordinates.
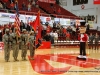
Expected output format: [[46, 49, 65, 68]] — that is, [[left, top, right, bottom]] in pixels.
[[94, 33, 100, 50], [43, 33, 51, 41], [89, 33, 94, 49]]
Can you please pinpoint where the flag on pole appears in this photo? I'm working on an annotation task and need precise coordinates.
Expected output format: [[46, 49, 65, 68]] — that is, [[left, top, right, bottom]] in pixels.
[[32, 11, 42, 48], [32, 11, 40, 31], [14, 1, 20, 36]]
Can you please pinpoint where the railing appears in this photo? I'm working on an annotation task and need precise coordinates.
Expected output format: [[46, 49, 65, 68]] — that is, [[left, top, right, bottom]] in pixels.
[[0, 9, 81, 19]]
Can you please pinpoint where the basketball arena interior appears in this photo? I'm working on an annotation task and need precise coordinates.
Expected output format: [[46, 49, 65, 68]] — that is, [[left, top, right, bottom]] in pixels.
[[0, 0, 100, 75]]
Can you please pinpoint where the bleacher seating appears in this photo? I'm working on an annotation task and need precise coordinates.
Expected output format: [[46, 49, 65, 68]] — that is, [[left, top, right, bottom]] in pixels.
[[16, 0, 48, 16], [38, 1, 80, 19], [0, 0, 80, 18], [0, 0, 49, 16]]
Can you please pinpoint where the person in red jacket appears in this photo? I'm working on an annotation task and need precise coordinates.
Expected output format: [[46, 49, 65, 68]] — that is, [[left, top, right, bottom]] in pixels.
[[77, 22, 88, 60]]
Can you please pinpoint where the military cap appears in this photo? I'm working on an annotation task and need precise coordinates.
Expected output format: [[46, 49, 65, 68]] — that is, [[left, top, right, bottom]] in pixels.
[[5, 29, 9, 31], [30, 31, 34, 33], [22, 29, 26, 32]]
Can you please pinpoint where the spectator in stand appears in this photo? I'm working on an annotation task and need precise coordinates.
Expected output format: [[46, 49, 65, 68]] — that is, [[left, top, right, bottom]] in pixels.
[[56, 22, 61, 29], [0, 2, 3, 9], [53, 22, 57, 31], [45, 22, 49, 26], [32, 0, 36, 7], [66, 32, 70, 41], [62, 27, 66, 34], [28, 0, 32, 2], [11, 24, 14, 32], [71, 26, 76, 40], [56, 0, 60, 4], [3, 2, 7, 9], [67, 26, 72, 40], [43, 33, 51, 41], [24, 23, 28, 30], [24, 23, 31, 32], [28, 3, 31, 11], [58, 8, 61, 15], [20, 20, 25, 32], [22, 2, 26, 10], [50, 3, 53, 8], [35, 0, 39, 8], [50, 31, 54, 44], [53, 7, 56, 14], [67, 26, 72, 33], [53, 31, 58, 42], [9, 0, 15, 3], [41, 25, 46, 38], [8, 22, 12, 28], [45, 22, 51, 33], [10, 2, 15, 10], [86, 24, 90, 31], [14, 0, 18, 10]]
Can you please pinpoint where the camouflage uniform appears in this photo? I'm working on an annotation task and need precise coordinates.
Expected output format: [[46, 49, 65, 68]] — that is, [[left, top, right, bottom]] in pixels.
[[11, 28, 20, 61], [3, 29, 12, 62], [29, 31, 36, 60], [20, 29, 28, 60]]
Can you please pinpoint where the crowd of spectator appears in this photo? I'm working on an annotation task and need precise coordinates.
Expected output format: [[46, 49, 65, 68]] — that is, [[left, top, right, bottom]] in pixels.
[[0, 0, 39, 12], [0, 20, 80, 44]]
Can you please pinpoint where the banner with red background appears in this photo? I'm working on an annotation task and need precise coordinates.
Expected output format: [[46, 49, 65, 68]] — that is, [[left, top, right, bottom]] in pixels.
[[94, 0, 100, 4]]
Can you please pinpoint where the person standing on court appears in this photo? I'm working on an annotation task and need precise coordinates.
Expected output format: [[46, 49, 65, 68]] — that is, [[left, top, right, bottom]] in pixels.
[[29, 31, 36, 60], [89, 33, 94, 49], [3, 29, 12, 62], [77, 22, 88, 60], [20, 29, 28, 60], [94, 33, 100, 50], [11, 27, 20, 61]]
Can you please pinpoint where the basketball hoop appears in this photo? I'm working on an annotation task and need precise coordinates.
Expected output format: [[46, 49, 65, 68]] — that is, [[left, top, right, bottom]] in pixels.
[[81, 4, 85, 9]]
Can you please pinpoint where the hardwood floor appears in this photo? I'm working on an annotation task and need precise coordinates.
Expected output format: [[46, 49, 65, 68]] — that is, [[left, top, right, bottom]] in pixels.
[[0, 47, 100, 75]]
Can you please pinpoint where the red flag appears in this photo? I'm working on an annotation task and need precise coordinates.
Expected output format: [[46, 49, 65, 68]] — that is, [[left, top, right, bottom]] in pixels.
[[32, 11, 42, 46], [32, 11, 40, 32], [30, 21, 34, 26]]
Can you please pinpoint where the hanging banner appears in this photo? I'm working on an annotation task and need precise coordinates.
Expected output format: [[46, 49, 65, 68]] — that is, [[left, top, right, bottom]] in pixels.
[[94, 0, 100, 4], [60, 18, 70, 26], [88, 21, 94, 28]]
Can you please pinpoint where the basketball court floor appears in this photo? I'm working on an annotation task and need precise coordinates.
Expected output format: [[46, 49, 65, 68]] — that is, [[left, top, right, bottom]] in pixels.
[[0, 47, 100, 75]]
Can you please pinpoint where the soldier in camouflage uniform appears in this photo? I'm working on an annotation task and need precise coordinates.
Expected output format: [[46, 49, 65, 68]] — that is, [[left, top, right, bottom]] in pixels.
[[29, 31, 36, 60], [11, 28, 20, 61], [20, 29, 28, 60], [3, 29, 12, 62]]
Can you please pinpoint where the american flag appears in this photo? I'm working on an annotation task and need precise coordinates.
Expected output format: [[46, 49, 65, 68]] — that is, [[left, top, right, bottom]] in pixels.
[[14, 1, 20, 36]]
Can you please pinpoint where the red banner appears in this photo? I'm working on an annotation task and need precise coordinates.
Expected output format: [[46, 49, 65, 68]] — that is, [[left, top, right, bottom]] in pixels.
[[38, 0, 56, 4], [94, 0, 100, 4]]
